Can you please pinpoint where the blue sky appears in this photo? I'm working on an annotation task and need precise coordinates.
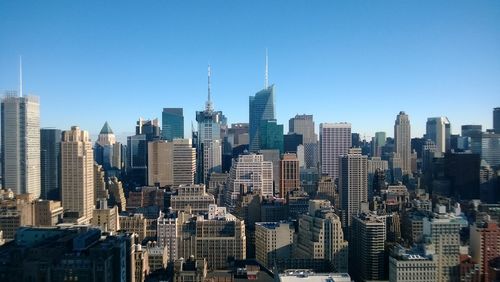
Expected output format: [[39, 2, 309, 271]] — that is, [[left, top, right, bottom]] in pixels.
[[1, 1, 499, 141]]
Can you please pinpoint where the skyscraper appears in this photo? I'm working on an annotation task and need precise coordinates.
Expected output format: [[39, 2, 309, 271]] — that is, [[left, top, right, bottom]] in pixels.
[[94, 121, 122, 172], [319, 123, 351, 181], [249, 86, 275, 152], [280, 153, 300, 198], [1, 93, 40, 197], [61, 126, 94, 223], [372, 131, 386, 157], [40, 128, 61, 200], [339, 148, 368, 228], [426, 117, 451, 153], [225, 154, 273, 207], [350, 213, 387, 281], [289, 114, 318, 168], [494, 107, 500, 133], [196, 66, 224, 183], [162, 108, 184, 141], [394, 112, 411, 175], [259, 119, 284, 154]]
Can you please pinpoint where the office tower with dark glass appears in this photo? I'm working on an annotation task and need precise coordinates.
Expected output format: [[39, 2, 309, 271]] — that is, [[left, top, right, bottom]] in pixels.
[[494, 107, 500, 133], [259, 119, 284, 154], [162, 108, 184, 141], [40, 128, 61, 200], [1, 92, 40, 197], [394, 112, 411, 175], [319, 122, 352, 181], [249, 85, 275, 152], [196, 66, 224, 183], [289, 114, 318, 168], [426, 117, 451, 154]]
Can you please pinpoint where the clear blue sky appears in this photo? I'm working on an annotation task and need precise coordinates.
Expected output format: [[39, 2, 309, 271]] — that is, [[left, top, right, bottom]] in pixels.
[[1, 1, 499, 141]]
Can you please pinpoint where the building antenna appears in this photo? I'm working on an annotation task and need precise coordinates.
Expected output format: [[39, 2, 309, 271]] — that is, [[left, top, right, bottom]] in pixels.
[[19, 56, 23, 97], [265, 48, 269, 88], [206, 64, 213, 112]]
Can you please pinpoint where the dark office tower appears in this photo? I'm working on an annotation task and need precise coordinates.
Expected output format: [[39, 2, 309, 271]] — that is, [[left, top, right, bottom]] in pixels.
[[481, 131, 500, 168], [40, 128, 61, 200], [352, 133, 361, 148], [162, 108, 184, 141], [249, 86, 275, 152], [136, 118, 160, 140], [494, 107, 500, 133], [372, 132, 386, 157], [426, 117, 451, 153], [259, 119, 284, 154], [284, 133, 303, 153], [289, 114, 318, 168], [444, 152, 480, 200], [394, 112, 411, 175], [462, 125, 483, 154]]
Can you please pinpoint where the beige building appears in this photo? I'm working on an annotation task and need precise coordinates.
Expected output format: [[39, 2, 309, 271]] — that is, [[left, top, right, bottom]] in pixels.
[[131, 244, 149, 282], [61, 126, 94, 224], [148, 139, 196, 187], [389, 246, 437, 282], [33, 199, 63, 226], [94, 163, 108, 200], [170, 184, 215, 213], [296, 200, 348, 273], [280, 153, 300, 198], [108, 176, 126, 212], [146, 241, 168, 272], [120, 213, 147, 242], [173, 257, 207, 282], [91, 200, 120, 232], [255, 221, 294, 269]]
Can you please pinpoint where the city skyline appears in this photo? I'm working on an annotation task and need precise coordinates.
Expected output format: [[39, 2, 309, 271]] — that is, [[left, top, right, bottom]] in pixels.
[[1, 1, 499, 140]]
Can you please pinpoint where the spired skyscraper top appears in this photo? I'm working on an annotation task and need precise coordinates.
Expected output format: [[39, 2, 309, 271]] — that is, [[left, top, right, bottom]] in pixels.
[[1, 60, 40, 197], [249, 50, 276, 152], [394, 111, 411, 174]]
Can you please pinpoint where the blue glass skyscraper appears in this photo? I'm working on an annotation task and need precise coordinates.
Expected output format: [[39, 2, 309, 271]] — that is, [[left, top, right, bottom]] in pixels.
[[249, 85, 275, 152], [162, 108, 184, 141]]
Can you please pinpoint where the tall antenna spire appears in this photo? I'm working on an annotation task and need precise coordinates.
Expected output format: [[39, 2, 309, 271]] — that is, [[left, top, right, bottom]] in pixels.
[[265, 48, 269, 88], [206, 64, 213, 112], [19, 56, 23, 97]]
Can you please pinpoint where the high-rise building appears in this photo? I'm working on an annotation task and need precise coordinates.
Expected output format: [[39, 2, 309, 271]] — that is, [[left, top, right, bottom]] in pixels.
[[127, 118, 160, 187], [372, 132, 386, 157], [470, 221, 500, 282], [289, 114, 318, 168], [225, 154, 273, 208], [136, 118, 160, 140], [494, 107, 500, 133], [148, 140, 173, 187], [350, 212, 387, 281], [259, 119, 284, 154], [423, 214, 460, 282], [170, 184, 215, 213], [94, 122, 122, 172], [339, 148, 368, 228], [40, 128, 61, 200], [162, 108, 184, 141], [1, 93, 40, 198], [461, 125, 482, 154], [255, 222, 294, 269], [319, 123, 351, 181], [61, 126, 94, 224], [426, 117, 451, 153], [481, 132, 500, 168], [394, 112, 411, 175], [283, 133, 303, 154], [249, 86, 275, 152], [280, 153, 300, 198], [389, 245, 437, 282], [295, 200, 349, 273], [196, 66, 224, 183]]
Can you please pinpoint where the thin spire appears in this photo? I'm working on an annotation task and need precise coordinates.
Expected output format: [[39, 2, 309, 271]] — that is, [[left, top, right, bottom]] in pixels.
[[265, 48, 269, 88], [19, 56, 23, 97], [206, 64, 213, 112]]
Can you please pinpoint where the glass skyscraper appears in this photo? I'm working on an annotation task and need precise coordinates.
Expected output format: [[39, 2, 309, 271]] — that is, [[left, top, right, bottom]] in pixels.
[[249, 85, 275, 152], [40, 128, 61, 200], [162, 108, 184, 141], [259, 119, 284, 154]]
